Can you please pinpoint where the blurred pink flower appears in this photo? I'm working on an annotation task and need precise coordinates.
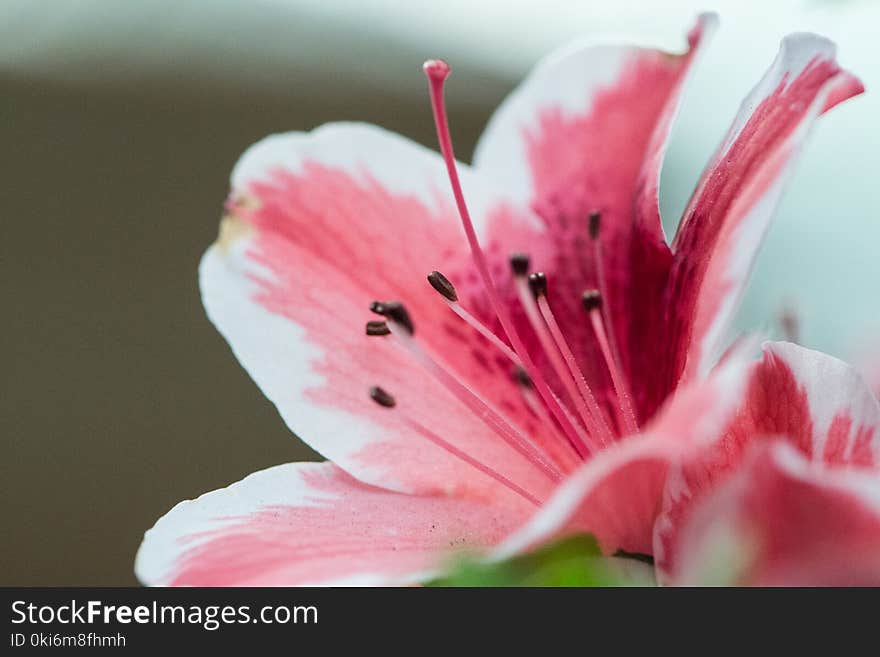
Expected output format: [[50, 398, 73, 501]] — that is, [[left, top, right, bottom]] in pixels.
[[658, 343, 880, 586], [135, 14, 863, 586]]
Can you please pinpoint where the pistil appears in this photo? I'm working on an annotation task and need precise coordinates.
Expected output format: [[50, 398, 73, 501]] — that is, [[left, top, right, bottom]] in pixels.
[[423, 59, 589, 459]]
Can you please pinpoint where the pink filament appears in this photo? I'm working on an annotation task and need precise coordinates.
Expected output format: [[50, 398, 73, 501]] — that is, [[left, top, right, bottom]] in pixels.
[[445, 300, 578, 470], [404, 418, 542, 506], [588, 309, 638, 435], [519, 386, 582, 471], [592, 237, 637, 432], [536, 294, 615, 445], [386, 323, 563, 482], [513, 279, 600, 455], [447, 301, 519, 364]]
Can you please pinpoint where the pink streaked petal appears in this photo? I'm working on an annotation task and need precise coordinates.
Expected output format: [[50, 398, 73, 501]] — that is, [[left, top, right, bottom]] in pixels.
[[654, 342, 880, 580], [232, 122, 501, 236], [136, 462, 529, 586], [494, 356, 748, 558], [202, 123, 558, 501], [669, 35, 864, 385], [494, 438, 676, 559], [472, 15, 716, 423], [474, 13, 715, 234], [673, 442, 880, 586], [766, 342, 880, 466]]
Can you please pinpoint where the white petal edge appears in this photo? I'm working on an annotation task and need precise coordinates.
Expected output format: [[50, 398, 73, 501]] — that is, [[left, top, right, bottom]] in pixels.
[[203, 122, 544, 496], [231, 121, 508, 236], [473, 13, 718, 208], [136, 461, 525, 586], [681, 34, 860, 377], [764, 341, 880, 459]]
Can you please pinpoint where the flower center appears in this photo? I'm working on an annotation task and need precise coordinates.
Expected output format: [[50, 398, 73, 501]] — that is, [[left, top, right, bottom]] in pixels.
[[364, 60, 641, 500]]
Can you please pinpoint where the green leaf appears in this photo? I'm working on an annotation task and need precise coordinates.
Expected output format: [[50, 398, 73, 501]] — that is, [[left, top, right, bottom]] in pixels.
[[426, 534, 657, 587]]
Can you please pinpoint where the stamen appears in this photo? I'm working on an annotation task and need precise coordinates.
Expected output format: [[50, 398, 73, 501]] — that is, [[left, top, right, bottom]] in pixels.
[[427, 270, 519, 363], [371, 300, 415, 336], [423, 60, 588, 457], [366, 320, 391, 336], [384, 317, 563, 482], [514, 366, 532, 389], [513, 368, 581, 471], [588, 210, 601, 240], [582, 289, 638, 435], [447, 302, 520, 364], [369, 385, 396, 408], [588, 212, 636, 432], [779, 306, 800, 343], [368, 385, 542, 506], [404, 418, 542, 507], [534, 289, 615, 446], [549, 386, 599, 462], [527, 271, 547, 297], [509, 252, 530, 277], [581, 290, 601, 312], [427, 270, 458, 302], [513, 275, 601, 455], [588, 212, 624, 366]]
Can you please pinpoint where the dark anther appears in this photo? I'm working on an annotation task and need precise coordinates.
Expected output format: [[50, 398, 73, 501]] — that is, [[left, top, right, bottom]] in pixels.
[[528, 271, 548, 297], [365, 320, 391, 336], [369, 385, 396, 408], [588, 210, 601, 240], [509, 252, 530, 277], [427, 271, 458, 302], [581, 289, 602, 312], [369, 300, 413, 335], [779, 307, 800, 344], [513, 366, 533, 389], [380, 301, 415, 335]]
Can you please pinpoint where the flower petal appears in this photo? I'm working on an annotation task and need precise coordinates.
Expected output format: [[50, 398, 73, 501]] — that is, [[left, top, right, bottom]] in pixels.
[[673, 442, 880, 586], [855, 341, 880, 401], [654, 342, 880, 579], [203, 122, 560, 501], [136, 462, 528, 586], [472, 15, 715, 422], [474, 13, 715, 240], [494, 356, 748, 558], [767, 342, 880, 465], [668, 35, 864, 384]]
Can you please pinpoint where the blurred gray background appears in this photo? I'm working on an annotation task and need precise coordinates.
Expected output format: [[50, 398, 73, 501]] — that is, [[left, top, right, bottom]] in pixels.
[[2, 0, 878, 585]]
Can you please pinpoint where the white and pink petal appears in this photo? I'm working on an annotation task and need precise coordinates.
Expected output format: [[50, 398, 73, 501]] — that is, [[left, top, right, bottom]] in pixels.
[[494, 356, 749, 559], [672, 442, 880, 586], [472, 15, 717, 424], [136, 462, 529, 586], [654, 342, 880, 579], [668, 34, 864, 385], [203, 122, 559, 502]]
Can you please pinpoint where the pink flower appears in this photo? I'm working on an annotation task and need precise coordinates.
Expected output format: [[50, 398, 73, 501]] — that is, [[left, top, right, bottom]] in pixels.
[[657, 342, 880, 585], [135, 15, 862, 586]]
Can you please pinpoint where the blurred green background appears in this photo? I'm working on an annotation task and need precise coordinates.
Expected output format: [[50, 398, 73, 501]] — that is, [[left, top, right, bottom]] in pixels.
[[2, 0, 878, 585]]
